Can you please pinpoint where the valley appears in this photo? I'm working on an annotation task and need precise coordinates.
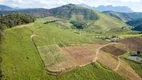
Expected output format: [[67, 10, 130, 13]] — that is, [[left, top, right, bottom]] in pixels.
[[0, 3, 142, 80]]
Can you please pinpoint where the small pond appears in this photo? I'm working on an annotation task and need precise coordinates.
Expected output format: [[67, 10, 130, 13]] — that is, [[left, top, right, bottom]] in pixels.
[[128, 56, 142, 62]]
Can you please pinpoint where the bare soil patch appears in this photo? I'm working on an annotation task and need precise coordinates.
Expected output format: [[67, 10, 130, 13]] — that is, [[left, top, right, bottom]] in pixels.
[[100, 44, 127, 56], [62, 44, 102, 66], [120, 37, 142, 51]]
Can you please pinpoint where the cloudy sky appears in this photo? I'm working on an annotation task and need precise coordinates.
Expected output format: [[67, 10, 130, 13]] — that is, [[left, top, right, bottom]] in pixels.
[[0, 0, 142, 12]]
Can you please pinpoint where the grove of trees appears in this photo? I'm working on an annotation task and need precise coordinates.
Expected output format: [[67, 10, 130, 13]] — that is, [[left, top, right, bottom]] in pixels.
[[70, 20, 87, 35]]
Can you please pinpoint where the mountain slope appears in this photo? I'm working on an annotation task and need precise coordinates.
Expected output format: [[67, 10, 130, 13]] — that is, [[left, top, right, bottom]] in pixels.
[[50, 4, 99, 20], [126, 18, 142, 31], [0, 17, 125, 80], [0, 4, 13, 11], [103, 11, 142, 22], [0, 8, 52, 17], [0, 4, 129, 33], [50, 4, 129, 33]]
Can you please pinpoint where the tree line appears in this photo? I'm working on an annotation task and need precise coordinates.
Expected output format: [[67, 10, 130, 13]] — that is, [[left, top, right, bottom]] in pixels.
[[0, 13, 35, 41]]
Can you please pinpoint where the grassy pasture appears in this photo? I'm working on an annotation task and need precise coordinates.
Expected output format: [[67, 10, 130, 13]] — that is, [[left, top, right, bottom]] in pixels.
[[0, 17, 126, 80], [123, 58, 142, 78]]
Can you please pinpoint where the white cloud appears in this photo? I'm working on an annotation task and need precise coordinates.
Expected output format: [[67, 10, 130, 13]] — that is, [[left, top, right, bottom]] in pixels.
[[109, 0, 141, 2], [1, 0, 142, 11], [0, 0, 4, 4]]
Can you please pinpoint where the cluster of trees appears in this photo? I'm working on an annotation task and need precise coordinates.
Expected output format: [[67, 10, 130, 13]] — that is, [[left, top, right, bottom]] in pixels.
[[43, 20, 61, 24], [0, 13, 35, 42], [70, 20, 87, 35], [0, 14, 35, 29]]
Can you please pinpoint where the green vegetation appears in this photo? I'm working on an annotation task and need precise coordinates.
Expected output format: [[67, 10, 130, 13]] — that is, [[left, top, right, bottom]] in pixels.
[[0, 14, 35, 80], [57, 63, 124, 80], [0, 17, 125, 80], [103, 11, 142, 22], [37, 44, 67, 67], [0, 14, 35, 29], [126, 18, 142, 31], [123, 58, 142, 78], [1, 4, 142, 80], [51, 4, 99, 20]]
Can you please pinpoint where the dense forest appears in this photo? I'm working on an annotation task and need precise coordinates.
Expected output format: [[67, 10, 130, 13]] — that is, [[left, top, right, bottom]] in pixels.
[[126, 18, 142, 31]]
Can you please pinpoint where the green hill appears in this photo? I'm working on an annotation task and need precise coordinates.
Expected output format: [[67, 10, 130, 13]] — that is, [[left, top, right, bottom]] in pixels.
[[126, 18, 142, 31], [50, 4, 129, 34], [103, 11, 142, 22], [0, 4, 129, 33], [0, 17, 125, 80]]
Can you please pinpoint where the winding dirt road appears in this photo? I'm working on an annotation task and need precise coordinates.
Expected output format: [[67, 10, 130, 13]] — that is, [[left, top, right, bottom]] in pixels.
[[93, 42, 121, 71]]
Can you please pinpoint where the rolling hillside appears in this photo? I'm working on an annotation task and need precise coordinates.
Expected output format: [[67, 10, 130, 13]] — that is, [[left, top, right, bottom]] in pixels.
[[0, 4, 129, 34], [50, 4, 129, 33], [1, 4, 142, 80], [0, 17, 125, 80]]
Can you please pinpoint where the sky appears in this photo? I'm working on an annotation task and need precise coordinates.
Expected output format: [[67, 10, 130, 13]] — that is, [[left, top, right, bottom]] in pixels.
[[0, 0, 142, 12]]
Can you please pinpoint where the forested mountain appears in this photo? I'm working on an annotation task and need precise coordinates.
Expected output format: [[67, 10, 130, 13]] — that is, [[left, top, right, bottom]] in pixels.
[[0, 8, 52, 17], [78, 4, 133, 13], [51, 4, 99, 20], [103, 11, 142, 22], [126, 18, 142, 31], [0, 5, 13, 11], [0, 4, 129, 33]]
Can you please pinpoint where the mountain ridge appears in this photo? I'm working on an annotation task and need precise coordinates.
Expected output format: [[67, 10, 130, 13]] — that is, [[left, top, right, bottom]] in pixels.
[[78, 4, 133, 13]]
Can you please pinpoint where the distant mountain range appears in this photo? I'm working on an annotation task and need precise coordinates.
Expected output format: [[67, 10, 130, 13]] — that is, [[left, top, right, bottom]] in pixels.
[[78, 4, 133, 13], [0, 4, 20, 11], [0, 4, 13, 11]]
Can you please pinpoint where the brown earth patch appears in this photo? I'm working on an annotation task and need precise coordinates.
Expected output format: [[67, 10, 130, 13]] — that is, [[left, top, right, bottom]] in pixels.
[[62, 44, 102, 66], [120, 37, 142, 52], [100, 44, 127, 56]]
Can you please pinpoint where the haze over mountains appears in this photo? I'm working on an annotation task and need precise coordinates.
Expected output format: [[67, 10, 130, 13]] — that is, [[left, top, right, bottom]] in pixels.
[[0, 4, 133, 13], [0, 4, 20, 11], [78, 4, 133, 13]]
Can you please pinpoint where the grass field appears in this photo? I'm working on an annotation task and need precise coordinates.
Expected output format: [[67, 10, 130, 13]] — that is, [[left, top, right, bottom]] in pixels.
[[123, 58, 142, 78], [0, 17, 126, 80]]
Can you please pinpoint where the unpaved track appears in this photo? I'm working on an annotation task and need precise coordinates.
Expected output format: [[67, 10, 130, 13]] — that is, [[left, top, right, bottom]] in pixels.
[[31, 34, 37, 39], [114, 57, 120, 71], [93, 42, 119, 62], [93, 42, 121, 71]]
